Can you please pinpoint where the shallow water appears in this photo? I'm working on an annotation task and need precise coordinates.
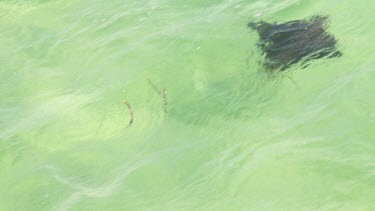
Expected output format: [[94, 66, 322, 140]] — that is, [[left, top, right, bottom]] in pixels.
[[1, 0, 375, 210]]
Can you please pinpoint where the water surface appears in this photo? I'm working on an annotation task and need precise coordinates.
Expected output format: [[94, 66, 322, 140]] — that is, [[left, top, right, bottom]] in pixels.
[[1, 0, 375, 210]]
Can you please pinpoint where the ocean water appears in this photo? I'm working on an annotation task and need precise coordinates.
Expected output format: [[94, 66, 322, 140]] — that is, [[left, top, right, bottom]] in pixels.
[[1, 0, 375, 210]]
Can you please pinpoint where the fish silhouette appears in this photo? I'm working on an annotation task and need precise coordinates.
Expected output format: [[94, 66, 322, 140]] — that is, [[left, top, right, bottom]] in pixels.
[[248, 16, 342, 71]]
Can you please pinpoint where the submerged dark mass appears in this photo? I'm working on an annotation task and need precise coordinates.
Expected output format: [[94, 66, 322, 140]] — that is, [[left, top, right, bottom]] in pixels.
[[248, 16, 342, 71]]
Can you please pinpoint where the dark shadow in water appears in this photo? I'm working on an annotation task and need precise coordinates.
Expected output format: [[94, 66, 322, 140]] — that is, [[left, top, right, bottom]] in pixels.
[[169, 72, 281, 126]]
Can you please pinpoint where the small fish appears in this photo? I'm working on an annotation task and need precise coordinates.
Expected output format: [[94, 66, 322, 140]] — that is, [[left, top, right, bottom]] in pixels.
[[163, 88, 168, 114], [123, 100, 134, 126]]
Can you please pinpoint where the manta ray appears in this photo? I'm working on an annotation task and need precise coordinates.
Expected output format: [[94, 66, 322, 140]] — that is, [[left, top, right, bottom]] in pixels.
[[248, 15, 342, 71]]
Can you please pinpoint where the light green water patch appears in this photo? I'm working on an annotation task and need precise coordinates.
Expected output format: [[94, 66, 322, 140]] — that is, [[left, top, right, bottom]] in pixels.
[[1, 0, 375, 210]]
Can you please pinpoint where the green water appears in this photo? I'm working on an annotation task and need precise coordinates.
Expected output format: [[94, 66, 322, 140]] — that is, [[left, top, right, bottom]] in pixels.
[[1, 0, 375, 210]]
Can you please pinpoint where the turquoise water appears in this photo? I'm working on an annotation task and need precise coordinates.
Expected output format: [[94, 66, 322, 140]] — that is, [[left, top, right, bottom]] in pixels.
[[1, 0, 375, 210]]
